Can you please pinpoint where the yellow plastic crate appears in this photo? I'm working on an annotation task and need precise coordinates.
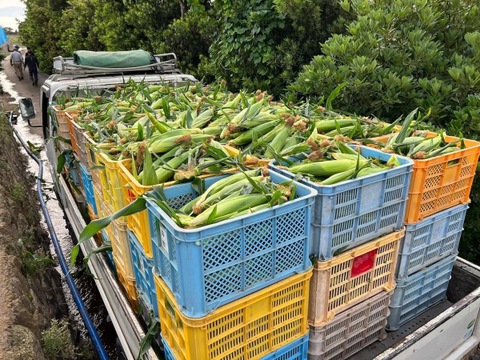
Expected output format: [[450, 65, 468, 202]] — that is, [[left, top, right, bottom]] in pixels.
[[156, 270, 312, 360], [118, 161, 237, 258], [115, 257, 138, 310], [308, 229, 402, 326], [95, 152, 130, 213], [109, 218, 135, 280], [371, 132, 480, 223], [87, 204, 102, 246]]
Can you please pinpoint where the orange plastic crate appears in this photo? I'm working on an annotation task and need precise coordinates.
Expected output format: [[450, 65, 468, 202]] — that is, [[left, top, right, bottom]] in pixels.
[[156, 270, 312, 360], [308, 229, 402, 326], [52, 105, 72, 149], [372, 132, 480, 223], [65, 111, 82, 154]]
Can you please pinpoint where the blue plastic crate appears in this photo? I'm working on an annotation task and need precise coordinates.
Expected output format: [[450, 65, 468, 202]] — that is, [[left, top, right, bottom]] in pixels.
[[146, 170, 317, 318], [80, 163, 97, 215], [396, 204, 468, 279], [101, 230, 116, 275], [261, 334, 309, 360], [387, 254, 456, 331], [162, 336, 175, 360], [128, 230, 158, 318], [269, 145, 413, 260]]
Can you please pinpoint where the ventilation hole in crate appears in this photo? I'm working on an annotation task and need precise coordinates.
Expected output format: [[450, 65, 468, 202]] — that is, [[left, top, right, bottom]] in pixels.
[[336, 188, 358, 205], [460, 165, 474, 177], [245, 221, 274, 256], [203, 230, 242, 269], [276, 241, 304, 274], [205, 266, 243, 302], [277, 209, 306, 243], [245, 252, 274, 288], [335, 203, 357, 219]]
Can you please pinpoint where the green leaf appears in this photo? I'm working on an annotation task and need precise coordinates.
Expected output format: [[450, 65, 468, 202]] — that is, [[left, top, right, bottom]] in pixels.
[[136, 319, 159, 360], [72, 197, 147, 267], [57, 152, 66, 174], [325, 83, 347, 111]]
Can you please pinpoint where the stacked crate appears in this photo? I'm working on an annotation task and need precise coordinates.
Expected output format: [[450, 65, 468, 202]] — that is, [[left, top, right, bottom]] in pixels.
[[270, 145, 414, 359], [144, 170, 317, 359], [62, 121, 140, 308], [379, 133, 480, 331]]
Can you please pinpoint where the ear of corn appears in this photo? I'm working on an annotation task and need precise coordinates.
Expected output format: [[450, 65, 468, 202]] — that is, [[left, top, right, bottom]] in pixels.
[[320, 167, 356, 185], [289, 159, 356, 177]]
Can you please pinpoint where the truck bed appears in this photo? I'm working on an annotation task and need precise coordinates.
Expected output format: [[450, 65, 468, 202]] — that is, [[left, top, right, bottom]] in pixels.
[[356, 259, 480, 359]]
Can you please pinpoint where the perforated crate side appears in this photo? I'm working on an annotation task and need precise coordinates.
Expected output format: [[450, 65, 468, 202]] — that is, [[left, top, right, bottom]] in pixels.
[[147, 171, 316, 318], [308, 291, 391, 360], [74, 121, 89, 167], [155, 270, 311, 360], [65, 111, 82, 154], [269, 145, 413, 259], [387, 254, 456, 331], [95, 152, 130, 214], [52, 105, 72, 148], [372, 132, 480, 223], [105, 218, 135, 281], [115, 257, 138, 310], [396, 204, 468, 279], [261, 333, 309, 360], [308, 230, 402, 326], [128, 230, 158, 317], [80, 163, 97, 215]]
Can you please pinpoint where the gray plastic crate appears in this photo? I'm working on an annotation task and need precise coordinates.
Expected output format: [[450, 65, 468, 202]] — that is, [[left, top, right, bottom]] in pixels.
[[308, 291, 392, 360], [387, 254, 456, 331], [396, 203, 468, 279]]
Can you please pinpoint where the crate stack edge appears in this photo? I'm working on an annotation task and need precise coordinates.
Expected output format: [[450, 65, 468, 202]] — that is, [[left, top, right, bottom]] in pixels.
[[147, 169, 317, 359], [372, 132, 480, 331]]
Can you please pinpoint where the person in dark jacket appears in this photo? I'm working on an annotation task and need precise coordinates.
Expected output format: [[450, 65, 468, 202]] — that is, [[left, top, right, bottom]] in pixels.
[[24, 49, 39, 86]]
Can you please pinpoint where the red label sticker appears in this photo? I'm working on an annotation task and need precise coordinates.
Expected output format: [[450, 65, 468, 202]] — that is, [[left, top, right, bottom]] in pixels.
[[351, 249, 377, 278]]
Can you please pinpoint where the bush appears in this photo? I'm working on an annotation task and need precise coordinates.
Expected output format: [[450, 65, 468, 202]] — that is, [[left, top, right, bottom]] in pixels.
[[289, 0, 480, 135], [41, 319, 76, 360]]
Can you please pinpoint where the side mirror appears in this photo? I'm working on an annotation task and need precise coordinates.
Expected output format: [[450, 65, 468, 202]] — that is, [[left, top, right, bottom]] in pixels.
[[19, 97, 36, 121]]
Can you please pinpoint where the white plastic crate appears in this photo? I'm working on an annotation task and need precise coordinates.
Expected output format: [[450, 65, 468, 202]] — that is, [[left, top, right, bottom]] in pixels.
[[308, 291, 391, 360]]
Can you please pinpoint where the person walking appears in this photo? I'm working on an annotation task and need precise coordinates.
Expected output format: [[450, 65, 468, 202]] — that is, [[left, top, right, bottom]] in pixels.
[[24, 49, 39, 86], [10, 45, 24, 80]]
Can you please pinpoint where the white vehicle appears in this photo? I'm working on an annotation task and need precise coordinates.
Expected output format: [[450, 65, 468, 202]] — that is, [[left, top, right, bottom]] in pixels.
[[18, 52, 480, 360]]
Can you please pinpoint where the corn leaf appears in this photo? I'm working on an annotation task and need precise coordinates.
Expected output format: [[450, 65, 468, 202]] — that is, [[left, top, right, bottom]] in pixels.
[[72, 197, 147, 266], [142, 148, 158, 186], [206, 205, 218, 225], [56, 152, 66, 174], [136, 319, 160, 360]]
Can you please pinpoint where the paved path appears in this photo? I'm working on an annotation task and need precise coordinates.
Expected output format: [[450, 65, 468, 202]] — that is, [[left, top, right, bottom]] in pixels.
[[2, 44, 49, 132]]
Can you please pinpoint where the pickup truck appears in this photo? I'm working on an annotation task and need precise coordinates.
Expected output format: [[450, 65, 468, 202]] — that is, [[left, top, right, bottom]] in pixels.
[[18, 51, 480, 360]]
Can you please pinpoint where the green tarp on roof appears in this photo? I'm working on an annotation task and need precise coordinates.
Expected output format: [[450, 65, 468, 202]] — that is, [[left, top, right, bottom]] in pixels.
[[73, 50, 153, 68]]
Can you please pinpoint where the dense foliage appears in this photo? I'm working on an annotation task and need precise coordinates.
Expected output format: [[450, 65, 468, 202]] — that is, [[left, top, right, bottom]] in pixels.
[[18, 0, 344, 91], [289, 0, 480, 136]]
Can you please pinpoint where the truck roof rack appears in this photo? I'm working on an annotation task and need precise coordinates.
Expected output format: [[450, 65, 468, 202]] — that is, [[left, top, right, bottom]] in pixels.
[[52, 53, 180, 75]]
